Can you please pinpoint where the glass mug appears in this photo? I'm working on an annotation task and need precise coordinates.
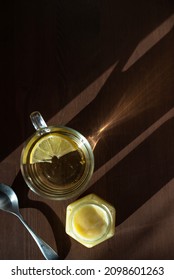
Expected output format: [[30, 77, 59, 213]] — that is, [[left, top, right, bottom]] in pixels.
[[20, 111, 94, 200]]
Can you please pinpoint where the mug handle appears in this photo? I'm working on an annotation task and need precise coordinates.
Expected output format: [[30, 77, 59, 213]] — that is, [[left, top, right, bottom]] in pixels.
[[30, 111, 47, 131]]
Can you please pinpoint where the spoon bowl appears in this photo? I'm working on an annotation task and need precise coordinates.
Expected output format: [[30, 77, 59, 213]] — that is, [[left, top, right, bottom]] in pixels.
[[0, 183, 20, 215], [0, 183, 60, 260]]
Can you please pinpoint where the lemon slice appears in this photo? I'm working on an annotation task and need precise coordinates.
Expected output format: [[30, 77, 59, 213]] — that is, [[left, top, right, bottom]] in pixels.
[[30, 134, 76, 163]]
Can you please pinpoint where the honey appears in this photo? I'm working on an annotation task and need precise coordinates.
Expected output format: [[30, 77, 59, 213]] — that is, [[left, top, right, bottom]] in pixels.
[[65, 194, 116, 248]]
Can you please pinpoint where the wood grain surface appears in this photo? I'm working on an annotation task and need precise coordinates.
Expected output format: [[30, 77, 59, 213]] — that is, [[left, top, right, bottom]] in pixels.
[[0, 0, 174, 259]]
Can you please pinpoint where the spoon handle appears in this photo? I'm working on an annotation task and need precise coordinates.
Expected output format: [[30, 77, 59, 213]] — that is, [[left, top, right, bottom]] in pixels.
[[17, 214, 60, 260]]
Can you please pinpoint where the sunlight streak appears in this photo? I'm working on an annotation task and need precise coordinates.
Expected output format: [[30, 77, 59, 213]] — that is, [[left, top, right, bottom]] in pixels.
[[117, 178, 174, 231], [122, 14, 174, 71]]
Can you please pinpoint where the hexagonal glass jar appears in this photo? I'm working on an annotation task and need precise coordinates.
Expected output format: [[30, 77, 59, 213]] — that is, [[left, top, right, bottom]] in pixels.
[[65, 193, 116, 248]]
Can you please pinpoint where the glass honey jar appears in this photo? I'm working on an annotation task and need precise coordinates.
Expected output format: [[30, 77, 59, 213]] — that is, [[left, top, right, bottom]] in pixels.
[[65, 194, 116, 248]]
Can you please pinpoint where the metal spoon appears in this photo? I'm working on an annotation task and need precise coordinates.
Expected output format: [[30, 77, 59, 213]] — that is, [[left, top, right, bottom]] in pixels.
[[0, 183, 60, 260]]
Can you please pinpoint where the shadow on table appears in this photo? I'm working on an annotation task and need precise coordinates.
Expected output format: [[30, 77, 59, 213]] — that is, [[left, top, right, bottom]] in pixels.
[[11, 171, 71, 260]]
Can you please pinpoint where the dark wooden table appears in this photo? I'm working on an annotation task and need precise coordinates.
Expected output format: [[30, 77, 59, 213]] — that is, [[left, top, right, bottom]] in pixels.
[[0, 0, 174, 260]]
